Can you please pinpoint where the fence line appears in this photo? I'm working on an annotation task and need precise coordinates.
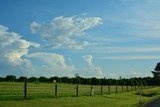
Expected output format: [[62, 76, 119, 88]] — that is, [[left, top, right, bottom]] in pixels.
[[51, 84, 145, 98], [0, 82, 147, 100]]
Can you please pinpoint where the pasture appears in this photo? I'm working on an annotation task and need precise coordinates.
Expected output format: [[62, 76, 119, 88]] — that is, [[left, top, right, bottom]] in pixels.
[[0, 82, 159, 107]]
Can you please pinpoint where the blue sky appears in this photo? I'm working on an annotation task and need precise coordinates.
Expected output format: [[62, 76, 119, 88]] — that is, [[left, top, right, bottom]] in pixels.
[[0, 0, 160, 78]]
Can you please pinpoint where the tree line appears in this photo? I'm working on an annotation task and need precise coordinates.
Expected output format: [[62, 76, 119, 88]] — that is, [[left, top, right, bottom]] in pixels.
[[0, 75, 157, 86], [1, 62, 160, 86]]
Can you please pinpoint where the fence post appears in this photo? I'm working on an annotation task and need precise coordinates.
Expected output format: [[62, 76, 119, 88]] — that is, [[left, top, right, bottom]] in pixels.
[[90, 86, 94, 96], [127, 86, 129, 91], [101, 86, 103, 95], [141, 85, 143, 90], [135, 86, 137, 91], [131, 86, 133, 91], [122, 85, 123, 92], [55, 84, 58, 98], [76, 85, 78, 97], [24, 80, 27, 99], [108, 86, 110, 93], [116, 86, 118, 93]]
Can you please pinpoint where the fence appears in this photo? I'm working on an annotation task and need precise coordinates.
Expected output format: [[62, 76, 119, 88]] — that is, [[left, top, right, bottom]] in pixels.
[[0, 82, 147, 101]]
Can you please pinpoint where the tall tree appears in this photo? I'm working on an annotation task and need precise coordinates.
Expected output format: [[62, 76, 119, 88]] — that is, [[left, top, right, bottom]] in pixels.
[[152, 62, 160, 78]]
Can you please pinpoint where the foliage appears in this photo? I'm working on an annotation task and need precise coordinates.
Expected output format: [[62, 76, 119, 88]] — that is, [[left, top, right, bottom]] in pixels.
[[0, 75, 153, 86], [5, 75, 16, 82], [151, 62, 160, 85], [17, 76, 27, 82], [154, 62, 160, 71], [136, 87, 160, 97]]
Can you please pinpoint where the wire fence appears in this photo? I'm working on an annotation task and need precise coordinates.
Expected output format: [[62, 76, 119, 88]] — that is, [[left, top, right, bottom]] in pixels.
[[0, 82, 148, 101]]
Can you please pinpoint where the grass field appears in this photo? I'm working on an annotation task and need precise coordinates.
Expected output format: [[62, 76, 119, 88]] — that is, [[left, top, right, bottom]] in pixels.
[[0, 82, 159, 107], [0, 82, 134, 100]]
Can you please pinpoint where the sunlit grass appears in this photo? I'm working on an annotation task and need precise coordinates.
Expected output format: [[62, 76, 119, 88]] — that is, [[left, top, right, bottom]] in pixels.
[[0, 92, 159, 107], [0, 82, 159, 107], [137, 87, 160, 97], [0, 82, 135, 100]]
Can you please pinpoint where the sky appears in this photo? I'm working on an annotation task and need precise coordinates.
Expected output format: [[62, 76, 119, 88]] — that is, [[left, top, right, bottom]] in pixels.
[[0, 0, 160, 78]]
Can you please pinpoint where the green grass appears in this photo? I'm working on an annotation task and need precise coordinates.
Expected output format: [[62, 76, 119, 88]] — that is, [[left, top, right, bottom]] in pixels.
[[0, 82, 159, 107], [137, 87, 160, 97], [0, 92, 159, 107], [0, 82, 133, 100]]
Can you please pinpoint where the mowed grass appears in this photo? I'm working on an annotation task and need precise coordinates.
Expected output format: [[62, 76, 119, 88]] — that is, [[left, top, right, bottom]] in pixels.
[[0, 92, 159, 107], [0, 82, 159, 107], [0, 82, 133, 100]]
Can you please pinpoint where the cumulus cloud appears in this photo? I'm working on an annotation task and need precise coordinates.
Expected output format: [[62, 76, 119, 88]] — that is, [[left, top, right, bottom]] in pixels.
[[82, 55, 103, 78], [30, 16, 102, 49], [0, 25, 76, 77], [100, 55, 160, 60], [109, 71, 151, 79], [83, 55, 93, 66], [25, 52, 75, 77], [0, 25, 40, 76]]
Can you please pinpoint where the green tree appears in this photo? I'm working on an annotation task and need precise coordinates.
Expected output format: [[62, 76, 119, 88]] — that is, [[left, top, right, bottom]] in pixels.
[[151, 62, 160, 85], [28, 77, 38, 82], [91, 77, 100, 85], [49, 76, 60, 83], [5, 75, 16, 82], [39, 76, 48, 82], [152, 62, 160, 78], [17, 76, 27, 82]]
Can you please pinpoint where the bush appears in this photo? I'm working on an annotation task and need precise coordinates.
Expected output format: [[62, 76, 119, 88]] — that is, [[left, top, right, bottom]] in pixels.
[[136, 88, 160, 97]]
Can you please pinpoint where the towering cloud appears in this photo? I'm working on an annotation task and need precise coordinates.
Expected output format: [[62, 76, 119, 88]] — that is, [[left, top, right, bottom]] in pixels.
[[0, 25, 40, 76], [0, 25, 75, 77], [26, 52, 75, 77], [30, 16, 102, 49], [83, 55, 103, 78], [83, 55, 93, 66]]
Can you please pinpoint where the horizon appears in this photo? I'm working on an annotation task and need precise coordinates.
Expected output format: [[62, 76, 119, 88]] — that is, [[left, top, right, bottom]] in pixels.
[[0, 0, 160, 79]]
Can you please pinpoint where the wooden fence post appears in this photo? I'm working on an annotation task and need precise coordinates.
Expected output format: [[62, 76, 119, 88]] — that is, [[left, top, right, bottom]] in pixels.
[[101, 86, 103, 95], [122, 85, 123, 92], [141, 85, 143, 90], [127, 86, 129, 91], [90, 86, 94, 96], [55, 84, 57, 98], [116, 86, 118, 93], [108, 86, 110, 93], [131, 86, 133, 91], [76, 85, 78, 97], [135, 86, 137, 91], [24, 80, 27, 99]]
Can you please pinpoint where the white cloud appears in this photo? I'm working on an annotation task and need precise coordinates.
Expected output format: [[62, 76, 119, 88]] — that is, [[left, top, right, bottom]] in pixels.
[[82, 55, 103, 78], [109, 71, 151, 79], [83, 55, 93, 66], [30, 16, 102, 49], [110, 1, 160, 39], [26, 52, 75, 77], [0, 25, 40, 76], [100, 55, 160, 60], [112, 47, 160, 53], [92, 46, 160, 54]]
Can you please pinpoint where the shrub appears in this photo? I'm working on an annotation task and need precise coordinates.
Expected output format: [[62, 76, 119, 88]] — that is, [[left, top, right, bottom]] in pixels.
[[136, 88, 160, 97]]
